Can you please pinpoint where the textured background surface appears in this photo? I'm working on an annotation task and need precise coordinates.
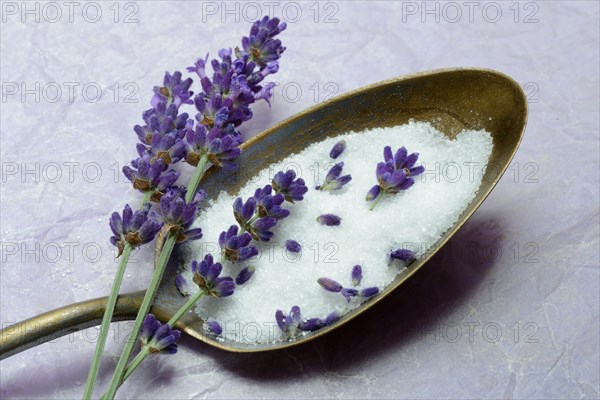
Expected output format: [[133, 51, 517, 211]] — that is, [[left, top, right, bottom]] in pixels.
[[1, 1, 599, 399]]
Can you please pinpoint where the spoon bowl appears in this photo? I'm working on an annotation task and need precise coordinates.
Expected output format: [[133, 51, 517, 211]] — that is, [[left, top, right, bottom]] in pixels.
[[0, 68, 527, 358]]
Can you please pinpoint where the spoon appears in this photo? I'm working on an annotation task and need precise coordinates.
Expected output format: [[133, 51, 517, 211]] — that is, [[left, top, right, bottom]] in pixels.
[[0, 68, 527, 359]]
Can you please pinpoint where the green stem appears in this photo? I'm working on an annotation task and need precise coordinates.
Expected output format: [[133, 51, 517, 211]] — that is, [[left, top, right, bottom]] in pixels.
[[82, 191, 152, 400], [185, 155, 209, 203], [99, 290, 206, 399], [103, 233, 177, 400], [369, 194, 384, 211], [82, 244, 133, 399]]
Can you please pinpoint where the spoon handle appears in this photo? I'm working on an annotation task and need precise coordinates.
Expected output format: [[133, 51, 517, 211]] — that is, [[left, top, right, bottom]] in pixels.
[[0, 291, 146, 360]]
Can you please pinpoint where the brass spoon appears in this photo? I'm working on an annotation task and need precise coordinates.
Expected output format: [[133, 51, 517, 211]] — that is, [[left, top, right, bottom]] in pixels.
[[0, 68, 527, 359]]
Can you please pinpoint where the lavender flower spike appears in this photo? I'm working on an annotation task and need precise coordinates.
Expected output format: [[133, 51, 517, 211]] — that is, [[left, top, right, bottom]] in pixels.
[[109, 204, 163, 257], [317, 214, 341, 226], [316, 162, 352, 191], [152, 188, 205, 243], [329, 140, 346, 159], [272, 170, 308, 203], [191, 254, 235, 298], [139, 314, 181, 355]]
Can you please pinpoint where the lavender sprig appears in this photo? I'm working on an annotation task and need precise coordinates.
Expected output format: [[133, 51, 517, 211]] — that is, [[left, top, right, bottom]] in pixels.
[[366, 146, 424, 210]]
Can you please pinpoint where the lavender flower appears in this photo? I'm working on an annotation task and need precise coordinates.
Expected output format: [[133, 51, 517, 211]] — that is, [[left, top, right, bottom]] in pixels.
[[275, 306, 302, 340], [285, 239, 301, 253], [232, 196, 257, 226], [235, 266, 255, 285], [205, 320, 223, 336], [151, 71, 194, 109], [298, 318, 324, 332], [174, 274, 191, 297], [219, 225, 258, 263], [122, 155, 180, 200], [316, 162, 352, 191], [185, 124, 242, 170], [253, 185, 290, 219], [191, 254, 235, 298], [139, 314, 181, 355], [389, 248, 416, 263], [109, 204, 163, 257], [351, 265, 363, 286], [237, 16, 287, 69], [329, 140, 346, 159], [317, 214, 341, 226], [248, 217, 277, 242], [324, 311, 340, 326], [272, 170, 308, 203], [151, 188, 205, 243], [366, 146, 424, 209]]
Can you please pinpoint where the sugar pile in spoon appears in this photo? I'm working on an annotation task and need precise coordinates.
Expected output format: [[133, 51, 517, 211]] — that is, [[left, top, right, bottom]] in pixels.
[[181, 120, 493, 344]]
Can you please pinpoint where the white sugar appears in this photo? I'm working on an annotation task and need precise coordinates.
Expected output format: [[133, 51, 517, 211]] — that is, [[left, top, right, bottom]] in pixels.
[[181, 121, 493, 344]]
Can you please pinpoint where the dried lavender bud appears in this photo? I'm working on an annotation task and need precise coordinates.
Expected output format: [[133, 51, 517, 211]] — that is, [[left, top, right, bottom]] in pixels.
[[390, 249, 416, 262], [235, 266, 255, 285], [299, 318, 324, 332], [351, 265, 363, 286], [174, 274, 191, 297], [324, 311, 340, 326], [317, 277, 343, 293], [191, 255, 235, 298], [360, 287, 379, 298], [205, 320, 223, 336], [109, 204, 163, 257], [316, 162, 352, 191], [329, 139, 346, 159], [317, 214, 341, 226], [139, 314, 181, 355], [285, 239, 302, 253]]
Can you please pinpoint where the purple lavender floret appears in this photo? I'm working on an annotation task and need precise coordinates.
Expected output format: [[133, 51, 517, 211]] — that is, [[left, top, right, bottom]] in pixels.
[[298, 318, 324, 332], [389, 248, 417, 263], [151, 188, 205, 243], [219, 225, 258, 263], [275, 306, 302, 340], [205, 320, 223, 336], [253, 185, 290, 220], [122, 155, 180, 200], [317, 277, 343, 293], [351, 265, 363, 286], [324, 311, 340, 326], [317, 214, 341, 226], [285, 239, 301, 253], [272, 170, 308, 203], [235, 266, 255, 285], [360, 287, 379, 298], [233, 197, 257, 226], [185, 124, 242, 170], [151, 71, 194, 109], [248, 217, 277, 242], [191, 254, 235, 297], [366, 146, 424, 208], [329, 140, 346, 159], [174, 274, 191, 297], [316, 162, 352, 191], [140, 314, 181, 355], [109, 204, 163, 257]]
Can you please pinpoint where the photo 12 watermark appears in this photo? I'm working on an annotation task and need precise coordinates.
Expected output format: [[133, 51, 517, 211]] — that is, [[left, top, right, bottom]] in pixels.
[[1, 1, 140, 24]]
